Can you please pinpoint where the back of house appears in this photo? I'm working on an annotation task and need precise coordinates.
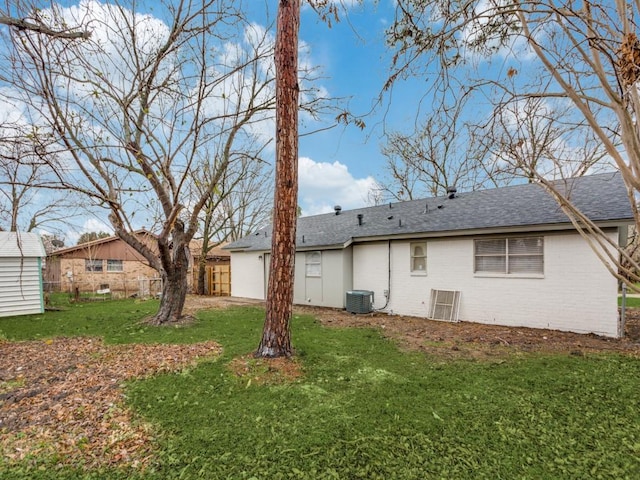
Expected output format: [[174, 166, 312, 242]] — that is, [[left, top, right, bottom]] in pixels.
[[0, 232, 46, 318], [226, 172, 634, 338]]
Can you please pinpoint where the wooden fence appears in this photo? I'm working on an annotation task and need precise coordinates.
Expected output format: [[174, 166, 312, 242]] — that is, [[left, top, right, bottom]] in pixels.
[[193, 264, 231, 296]]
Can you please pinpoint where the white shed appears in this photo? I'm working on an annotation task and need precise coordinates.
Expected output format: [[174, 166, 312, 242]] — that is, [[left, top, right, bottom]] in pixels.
[[0, 232, 46, 318]]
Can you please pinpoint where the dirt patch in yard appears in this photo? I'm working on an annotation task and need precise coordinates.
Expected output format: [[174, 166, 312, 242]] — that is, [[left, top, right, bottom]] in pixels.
[[299, 306, 640, 360], [186, 295, 640, 359], [228, 355, 303, 385]]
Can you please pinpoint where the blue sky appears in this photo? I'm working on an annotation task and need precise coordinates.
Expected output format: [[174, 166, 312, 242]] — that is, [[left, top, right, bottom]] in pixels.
[[0, 0, 436, 239], [1, 0, 620, 242], [286, 1, 413, 215]]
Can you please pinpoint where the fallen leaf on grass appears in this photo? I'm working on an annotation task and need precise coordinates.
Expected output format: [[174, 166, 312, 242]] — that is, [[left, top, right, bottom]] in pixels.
[[0, 337, 221, 471]]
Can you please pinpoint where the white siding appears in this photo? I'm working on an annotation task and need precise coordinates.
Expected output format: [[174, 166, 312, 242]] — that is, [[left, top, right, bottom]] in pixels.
[[230, 251, 266, 300], [293, 250, 349, 308], [232, 249, 351, 308], [0, 257, 44, 317], [0, 232, 45, 318], [353, 231, 620, 337], [0, 232, 46, 257]]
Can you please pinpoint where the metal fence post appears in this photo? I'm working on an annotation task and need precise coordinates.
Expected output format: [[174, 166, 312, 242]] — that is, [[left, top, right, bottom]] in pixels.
[[621, 283, 627, 338]]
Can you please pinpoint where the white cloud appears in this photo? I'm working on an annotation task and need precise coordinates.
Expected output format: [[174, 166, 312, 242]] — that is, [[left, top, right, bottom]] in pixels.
[[298, 156, 378, 216], [200, 22, 330, 156], [460, 0, 538, 63]]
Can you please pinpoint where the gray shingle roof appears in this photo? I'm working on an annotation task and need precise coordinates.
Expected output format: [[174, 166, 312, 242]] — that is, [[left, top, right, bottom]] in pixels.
[[225, 172, 633, 252]]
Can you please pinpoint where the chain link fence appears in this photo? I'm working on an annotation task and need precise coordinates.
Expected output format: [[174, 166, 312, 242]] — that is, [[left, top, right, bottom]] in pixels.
[[44, 276, 163, 300]]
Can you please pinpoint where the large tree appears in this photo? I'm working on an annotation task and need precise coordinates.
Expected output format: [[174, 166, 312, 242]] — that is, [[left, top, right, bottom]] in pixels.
[[1, 1, 292, 323], [255, 0, 300, 358], [387, 0, 640, 284]]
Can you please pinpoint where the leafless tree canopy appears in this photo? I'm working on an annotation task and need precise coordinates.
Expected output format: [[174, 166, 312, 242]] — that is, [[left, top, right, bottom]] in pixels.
[[387, 0, 640, 284], [0, 15, 89, 39], [0, 120, 78, 233], [0, 0, 333, 323], [377, 94, 513, 201], [0, 1, 90, 40]]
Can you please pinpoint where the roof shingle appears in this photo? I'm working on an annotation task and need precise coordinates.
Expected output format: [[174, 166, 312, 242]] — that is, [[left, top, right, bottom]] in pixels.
[[226, 172, 633, 252]]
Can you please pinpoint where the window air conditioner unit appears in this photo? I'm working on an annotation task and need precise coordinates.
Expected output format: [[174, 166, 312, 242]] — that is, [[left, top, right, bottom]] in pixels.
[[345, 290, 374, 314]]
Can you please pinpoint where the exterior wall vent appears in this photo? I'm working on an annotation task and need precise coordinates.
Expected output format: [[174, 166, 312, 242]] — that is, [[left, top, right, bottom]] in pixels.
[[345, 290, 374, 314], [429, 289, 461, 322]]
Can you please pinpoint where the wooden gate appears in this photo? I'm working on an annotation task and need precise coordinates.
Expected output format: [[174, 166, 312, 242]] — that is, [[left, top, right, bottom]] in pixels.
[[206, 264, 231, 296]]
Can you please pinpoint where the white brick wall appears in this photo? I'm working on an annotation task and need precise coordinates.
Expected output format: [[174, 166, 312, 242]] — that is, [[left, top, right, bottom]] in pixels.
[[353, 242, 392, 310], [233, 229, 621, 337], [353, 231, 620, 337]]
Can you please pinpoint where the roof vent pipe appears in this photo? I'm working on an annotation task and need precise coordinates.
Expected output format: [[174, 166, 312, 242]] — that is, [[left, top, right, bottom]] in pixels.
[[447, 186, 457, 199], [357, 213, 364, 226], [334, 205, 342, 215]]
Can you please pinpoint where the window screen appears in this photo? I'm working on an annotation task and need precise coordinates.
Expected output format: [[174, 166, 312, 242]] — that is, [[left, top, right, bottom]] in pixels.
[[429, 289, 461, 322], [85, 259, 103, 272], [507, 237, 543, 274], [305, 251, 321, 277], [107, 259, 123, 272], [411, 242, 427, 273]]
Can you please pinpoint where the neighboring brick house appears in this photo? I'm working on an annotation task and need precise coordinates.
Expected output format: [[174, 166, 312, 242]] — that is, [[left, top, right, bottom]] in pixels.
[[226, 172, 633, 338], [45, 230, 161, 297]]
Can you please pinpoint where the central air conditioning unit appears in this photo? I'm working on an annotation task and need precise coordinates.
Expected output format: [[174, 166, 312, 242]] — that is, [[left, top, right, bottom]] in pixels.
[[345, 290, 374, 314]]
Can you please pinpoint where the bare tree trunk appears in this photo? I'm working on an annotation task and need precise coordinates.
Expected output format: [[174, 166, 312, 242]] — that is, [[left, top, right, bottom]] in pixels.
[[197, 255, 207, 295], [255, 0, 299, 358], [151, 243, 189, 325]]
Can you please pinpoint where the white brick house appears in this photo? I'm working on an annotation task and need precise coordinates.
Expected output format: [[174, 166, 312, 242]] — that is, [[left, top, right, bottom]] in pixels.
[[225, 173, 633, 338]]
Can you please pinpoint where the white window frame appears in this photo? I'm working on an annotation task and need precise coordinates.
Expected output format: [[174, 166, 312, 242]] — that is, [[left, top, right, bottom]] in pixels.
[[410, 242, 427, 274], [85, 259, 103, 272], [305, 251, 322, 277], [474, 236, 544, 276], [107, 259, 124, 272]]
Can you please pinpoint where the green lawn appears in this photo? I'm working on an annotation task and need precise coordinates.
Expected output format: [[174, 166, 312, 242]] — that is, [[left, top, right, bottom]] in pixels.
[[620, 295, 640, 308], [1, 297, 639, 479]]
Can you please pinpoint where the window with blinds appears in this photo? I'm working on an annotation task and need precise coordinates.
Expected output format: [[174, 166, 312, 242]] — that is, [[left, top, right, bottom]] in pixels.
[[474, 237, 543, 275]]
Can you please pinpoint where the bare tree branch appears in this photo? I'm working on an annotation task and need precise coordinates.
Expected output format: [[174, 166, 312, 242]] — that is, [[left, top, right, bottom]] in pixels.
[[0, 15, 90, 39]]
